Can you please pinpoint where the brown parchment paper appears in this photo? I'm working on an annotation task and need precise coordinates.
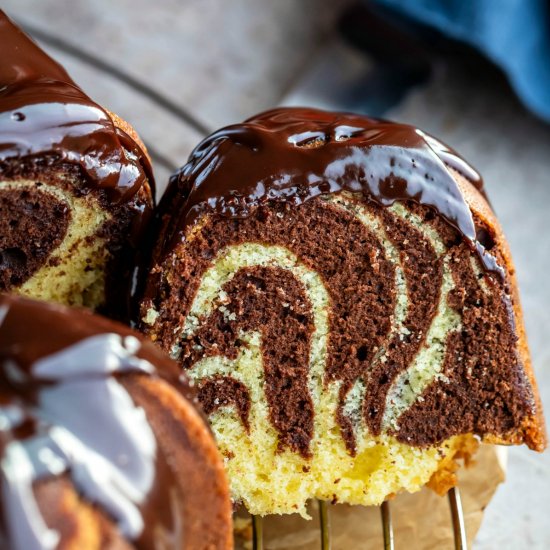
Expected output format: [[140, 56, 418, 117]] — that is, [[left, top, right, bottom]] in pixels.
[[234, 444, 507, 549]]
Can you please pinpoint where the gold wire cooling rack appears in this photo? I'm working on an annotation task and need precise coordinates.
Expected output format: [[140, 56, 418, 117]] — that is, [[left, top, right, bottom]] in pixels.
[[23, 22, 471, 550], [249, 487, 467, 550]]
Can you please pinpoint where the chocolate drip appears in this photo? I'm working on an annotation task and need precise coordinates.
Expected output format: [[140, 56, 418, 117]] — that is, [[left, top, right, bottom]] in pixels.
[[160, 107, 499, 275], [0, 10, 153, 203], [0, 294, 191, 549], [416, 129, 485, 198]]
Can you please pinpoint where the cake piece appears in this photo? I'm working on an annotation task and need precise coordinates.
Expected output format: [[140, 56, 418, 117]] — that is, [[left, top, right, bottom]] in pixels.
[[0, 11, 153, 317], [0, 293, 233, 549], [139, 108, 546, 517]]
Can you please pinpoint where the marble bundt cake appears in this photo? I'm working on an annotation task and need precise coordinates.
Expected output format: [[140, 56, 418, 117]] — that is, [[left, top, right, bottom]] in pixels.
[[0, 293, 233, 549], [0, 11, 153, 316], [140, 108, 546, 517]]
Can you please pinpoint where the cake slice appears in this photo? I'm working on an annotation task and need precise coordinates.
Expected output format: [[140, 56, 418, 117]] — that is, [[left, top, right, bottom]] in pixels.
[[139, 107, 546, 517], [0, 293, 233, 549], [0, 11, 153, 317]]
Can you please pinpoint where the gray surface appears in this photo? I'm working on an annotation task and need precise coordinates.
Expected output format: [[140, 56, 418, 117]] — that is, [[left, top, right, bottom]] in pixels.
[[2, 1, 549, 547]]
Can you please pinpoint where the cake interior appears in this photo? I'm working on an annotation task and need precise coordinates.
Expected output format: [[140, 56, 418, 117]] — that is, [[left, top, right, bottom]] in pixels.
[[144, 192, 531, 517], [0, 176, 111, 308]]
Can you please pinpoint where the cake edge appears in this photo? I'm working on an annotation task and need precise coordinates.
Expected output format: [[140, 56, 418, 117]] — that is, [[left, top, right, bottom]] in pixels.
[[452, 168, 546, 452]]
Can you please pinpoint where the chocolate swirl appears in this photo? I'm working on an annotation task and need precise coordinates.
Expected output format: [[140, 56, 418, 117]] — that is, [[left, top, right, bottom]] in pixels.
[[143, 109, 538, 459], [0, 185, 70, 289], [151, 198, 535, 456], [184, 266, 316, 456]]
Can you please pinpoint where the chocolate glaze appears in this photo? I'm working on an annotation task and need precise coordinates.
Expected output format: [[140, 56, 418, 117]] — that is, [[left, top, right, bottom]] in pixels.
[[0, 294, 193, 549], [0, 10, 153, 203], [161, 107, 499, 275]]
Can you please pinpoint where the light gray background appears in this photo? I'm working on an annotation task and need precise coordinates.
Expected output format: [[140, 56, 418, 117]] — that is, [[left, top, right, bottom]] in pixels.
[[3, 1, 549, 547]]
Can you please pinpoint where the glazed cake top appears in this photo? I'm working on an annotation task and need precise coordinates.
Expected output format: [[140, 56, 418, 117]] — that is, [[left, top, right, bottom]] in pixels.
[[160, 107, 499, 273], [0, 294, 194, 549], [0, 10, 152, 203]]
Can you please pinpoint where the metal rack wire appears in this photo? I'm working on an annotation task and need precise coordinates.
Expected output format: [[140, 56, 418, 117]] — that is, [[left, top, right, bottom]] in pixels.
[[250, 487, 467, 550]]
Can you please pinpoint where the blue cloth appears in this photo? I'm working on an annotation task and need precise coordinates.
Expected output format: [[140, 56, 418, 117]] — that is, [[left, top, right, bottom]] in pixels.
[[374, 0, 550, 122]]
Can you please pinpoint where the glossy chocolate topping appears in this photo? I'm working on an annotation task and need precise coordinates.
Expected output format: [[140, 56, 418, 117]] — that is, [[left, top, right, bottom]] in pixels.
[[0, 294, 192, 549], [0, 10, 152, 202], [163, 107, 499, 274]]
